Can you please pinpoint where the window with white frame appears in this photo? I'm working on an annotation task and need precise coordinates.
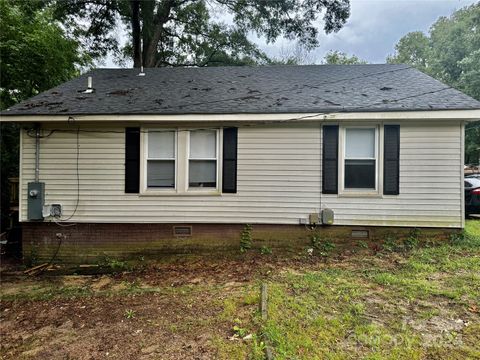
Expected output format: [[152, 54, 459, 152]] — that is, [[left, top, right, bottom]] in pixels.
[[144, 128, 220, 193], [146, 130, 176, 188], [343, 127, 378, 190], [188, 130, 217, 188]]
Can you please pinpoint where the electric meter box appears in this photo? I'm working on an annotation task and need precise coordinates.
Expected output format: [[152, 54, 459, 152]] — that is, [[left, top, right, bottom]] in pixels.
[[27, 182, 45, 220], [321, 208, 334, 225]]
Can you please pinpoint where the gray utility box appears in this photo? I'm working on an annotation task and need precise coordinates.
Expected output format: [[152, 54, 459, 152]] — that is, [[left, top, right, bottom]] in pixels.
[[321, 208, 334, 225], [27, 182, 45, 220]]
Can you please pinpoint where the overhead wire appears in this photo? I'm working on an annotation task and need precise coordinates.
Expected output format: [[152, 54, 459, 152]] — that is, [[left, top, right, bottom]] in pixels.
[[22, 74, 461, 228], [141, 65, 413, 112], [23, 84, 454, 136]]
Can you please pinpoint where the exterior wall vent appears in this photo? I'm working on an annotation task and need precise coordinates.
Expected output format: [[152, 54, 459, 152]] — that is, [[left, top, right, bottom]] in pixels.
[[351, 229, 369, 239], [173, 225, 192, 237]]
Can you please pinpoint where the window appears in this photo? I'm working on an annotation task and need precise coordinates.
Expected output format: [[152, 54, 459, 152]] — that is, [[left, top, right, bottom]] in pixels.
[[343, 127, 378, 191], [146, 130, 176, 188], [143, 128, 220, 194], [189, 130, 217, 188]]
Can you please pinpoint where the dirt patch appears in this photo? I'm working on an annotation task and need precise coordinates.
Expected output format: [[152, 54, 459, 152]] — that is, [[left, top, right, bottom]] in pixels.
[[90, 276, 112, 291], [62, 275, 90, 287], [1, 243, 479, 359], [0, 291, 230, 359], [408, 316, 468, 346]]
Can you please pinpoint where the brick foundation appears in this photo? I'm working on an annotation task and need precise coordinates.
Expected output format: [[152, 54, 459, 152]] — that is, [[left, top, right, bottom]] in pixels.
[[21, 222, 458, 264]]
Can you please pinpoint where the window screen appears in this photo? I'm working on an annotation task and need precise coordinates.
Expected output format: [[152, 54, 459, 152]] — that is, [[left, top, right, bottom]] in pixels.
[[189, 130, 217, 188], [344, 128, 376, 189], [147, 130, 175, 188]]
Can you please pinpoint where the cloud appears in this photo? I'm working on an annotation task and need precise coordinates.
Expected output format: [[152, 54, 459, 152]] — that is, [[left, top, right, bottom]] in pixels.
[[104, 0, 477, 67], [260, 0, 478, 63]]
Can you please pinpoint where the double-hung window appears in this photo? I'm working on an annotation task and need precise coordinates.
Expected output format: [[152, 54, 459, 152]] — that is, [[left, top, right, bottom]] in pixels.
[[144, 128, 220, 193], [146, 130, 176, 189], [343, 127, 378, 191], [188, 130, 217, 188]]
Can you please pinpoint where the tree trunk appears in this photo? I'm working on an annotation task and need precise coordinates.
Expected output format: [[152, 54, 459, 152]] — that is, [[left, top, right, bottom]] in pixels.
[[141, 0, 155, 67], [130, 0, 141, 67], [142, 0, 173, 67]]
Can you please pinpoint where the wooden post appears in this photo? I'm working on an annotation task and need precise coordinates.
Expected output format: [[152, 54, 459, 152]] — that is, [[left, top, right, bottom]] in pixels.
[[261, 283, 268, 321], [260, 283, 273, 360]]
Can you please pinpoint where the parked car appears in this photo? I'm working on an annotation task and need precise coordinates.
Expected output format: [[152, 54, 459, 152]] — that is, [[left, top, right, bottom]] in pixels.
[[466, 174, 480, 180], [465, 177, 480, 216]]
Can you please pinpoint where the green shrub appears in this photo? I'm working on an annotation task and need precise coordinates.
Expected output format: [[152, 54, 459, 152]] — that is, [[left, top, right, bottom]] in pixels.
[[240, 224, 253, 253]]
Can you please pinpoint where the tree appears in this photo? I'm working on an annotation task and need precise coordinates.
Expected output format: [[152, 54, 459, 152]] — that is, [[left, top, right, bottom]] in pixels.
[[386, 32, 430, 72], [52, 0, 351, 67], [323, 50, 367, 64], [388, 4, 480, 165], [0, 0, 88, 109], [0, 0, 87, 231], [270, 42, 316, 65]]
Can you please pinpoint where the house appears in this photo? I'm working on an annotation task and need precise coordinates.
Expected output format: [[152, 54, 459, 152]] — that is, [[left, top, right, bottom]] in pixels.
[[1, 65, 479, 263]]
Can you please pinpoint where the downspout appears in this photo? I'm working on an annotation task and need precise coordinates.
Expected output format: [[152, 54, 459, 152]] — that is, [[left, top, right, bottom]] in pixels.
[[35, 123, 40, 182]]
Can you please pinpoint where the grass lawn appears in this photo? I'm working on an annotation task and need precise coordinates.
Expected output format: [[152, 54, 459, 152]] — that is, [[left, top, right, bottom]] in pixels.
[[1, 221, 479, 359]]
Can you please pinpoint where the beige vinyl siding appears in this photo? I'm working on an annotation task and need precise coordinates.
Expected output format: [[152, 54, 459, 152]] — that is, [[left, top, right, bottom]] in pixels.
[[322, 121, 463, 227], [20, 124, 322, 224], [19, 121, 463, 227]]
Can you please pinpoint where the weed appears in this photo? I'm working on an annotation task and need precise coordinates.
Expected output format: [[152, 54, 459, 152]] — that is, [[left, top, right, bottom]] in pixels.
[[100, 255, 131, 272], [357, 240, 369, 249], [240, 224, 253, 253], [124, 309, 136, 319], [404, 228, 420, 251], [450, 228, 480, 248], [222, 298, 237, 320], [310, 234, 335, 257], [260, 246, 272, 255], [242, 290, 259, 306], [232, 319, 248, 337], [349, 302, 365, 316], [383, 235, 399, 252], [123, 280, 140, 292]]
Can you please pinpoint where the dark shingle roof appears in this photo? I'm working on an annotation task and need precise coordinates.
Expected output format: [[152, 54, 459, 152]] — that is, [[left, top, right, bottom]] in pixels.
[[2, 64, 479, 116]]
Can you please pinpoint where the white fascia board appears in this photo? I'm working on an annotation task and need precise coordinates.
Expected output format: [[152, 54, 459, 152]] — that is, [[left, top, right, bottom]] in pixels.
[[1, 109, 480, 122]]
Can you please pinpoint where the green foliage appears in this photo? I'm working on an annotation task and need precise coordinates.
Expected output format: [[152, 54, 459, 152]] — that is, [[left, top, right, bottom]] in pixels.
[[387, 4, 480, 164], [232, 319, 248, 338], [260, 246, 272, 255], [123, 280, 141, 292], [323, 50, 367, 65], [124, 309, 136, 319], [100, 255, 131, 272], [382, 235, 401, 253], [403, 228, 420, 251], [387, 31, 431, 71], [0, 0, 88, 109], [240, 224, 253, 253], [310, 233, 336, 257], [0, 0, 88, 230], [450, 224, 480, 248], [257, 225, 480, 358], [52, 0, 351, 67]]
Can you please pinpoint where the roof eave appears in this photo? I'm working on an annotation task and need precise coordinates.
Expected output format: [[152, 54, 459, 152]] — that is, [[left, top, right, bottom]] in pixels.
[[1, 109, 480, 123]]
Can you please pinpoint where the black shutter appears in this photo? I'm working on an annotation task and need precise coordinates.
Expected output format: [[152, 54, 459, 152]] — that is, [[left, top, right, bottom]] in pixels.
[[222, 127, 238, 193], [384, 125, 400, 195], [125, 127, 140, 193], [322, 125, 339, 194]]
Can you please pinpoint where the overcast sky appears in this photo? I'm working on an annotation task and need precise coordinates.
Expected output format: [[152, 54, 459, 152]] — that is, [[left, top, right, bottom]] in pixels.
[[105, 0, 477, 67], [261, 0, 478, 63]]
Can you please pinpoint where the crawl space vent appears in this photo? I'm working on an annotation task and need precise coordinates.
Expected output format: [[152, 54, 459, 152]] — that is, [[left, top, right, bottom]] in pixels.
[[173, 226, 192, 237], [351, 230, 369, 239]]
